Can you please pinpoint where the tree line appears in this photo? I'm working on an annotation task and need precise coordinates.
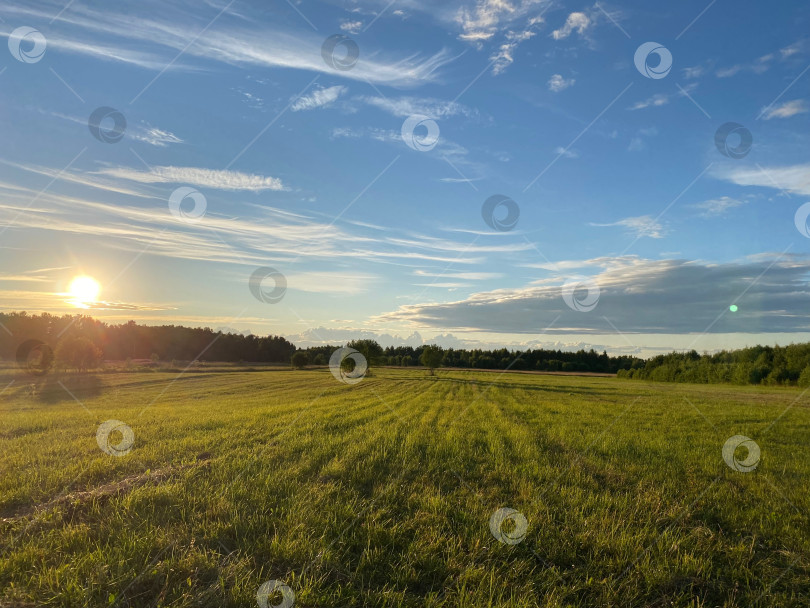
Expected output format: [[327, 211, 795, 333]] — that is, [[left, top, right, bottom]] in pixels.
[[0, 312, 296, 370], [617, 344, 810, 386], [296, 342, 640, 373], [1, 312, 641, 374], [10, 312, 809, 386]]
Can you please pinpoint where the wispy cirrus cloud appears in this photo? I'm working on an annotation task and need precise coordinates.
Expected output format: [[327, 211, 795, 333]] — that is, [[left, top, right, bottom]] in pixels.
[[591, 215, 664, 239], [291, 86, 347, 111], [356, 95, 477, 119], [131, 126, 185, 147], [628, 83, 697, 110], [96, 166, 288, 191], [0, 176, 537, 273], [713, 163, 810, 196], [691, 196, 747, 217], [715, 40, 805, 78], [761, 99, 808, 120], [48, 112, 184, 148], [0, 1, 454, 87]]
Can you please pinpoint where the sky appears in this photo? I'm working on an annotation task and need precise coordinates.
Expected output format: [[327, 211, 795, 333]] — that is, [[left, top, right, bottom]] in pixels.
[[0, 0, 809, 356]]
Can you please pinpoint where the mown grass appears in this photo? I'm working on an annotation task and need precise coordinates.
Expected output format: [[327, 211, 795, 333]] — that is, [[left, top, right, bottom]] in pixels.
[[0, 367, 808, 607]]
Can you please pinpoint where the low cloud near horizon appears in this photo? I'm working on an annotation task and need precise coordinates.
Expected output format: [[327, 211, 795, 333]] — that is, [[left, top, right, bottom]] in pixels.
[[376, 255, 810, 335]]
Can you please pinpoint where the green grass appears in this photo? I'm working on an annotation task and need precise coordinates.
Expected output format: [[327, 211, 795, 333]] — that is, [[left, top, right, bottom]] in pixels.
[[0, 367, 808, 607]]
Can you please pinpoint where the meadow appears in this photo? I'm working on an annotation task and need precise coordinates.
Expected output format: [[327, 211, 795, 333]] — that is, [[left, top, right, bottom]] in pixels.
[[0, 367, 808, 607]]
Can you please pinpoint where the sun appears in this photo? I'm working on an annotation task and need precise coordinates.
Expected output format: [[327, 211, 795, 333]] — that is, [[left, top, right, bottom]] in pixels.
[[68, 275, 101, 306]]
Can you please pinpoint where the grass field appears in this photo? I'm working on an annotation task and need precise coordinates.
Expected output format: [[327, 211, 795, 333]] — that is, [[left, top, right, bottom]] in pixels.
[[1, 367, 808, 607]]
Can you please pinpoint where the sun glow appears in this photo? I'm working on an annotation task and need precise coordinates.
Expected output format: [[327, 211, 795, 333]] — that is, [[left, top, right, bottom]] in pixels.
[[68, 275, 101, 307]]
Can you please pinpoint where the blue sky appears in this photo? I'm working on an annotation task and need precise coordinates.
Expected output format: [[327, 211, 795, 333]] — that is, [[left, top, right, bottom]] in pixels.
[[1, 0, 809, 355]]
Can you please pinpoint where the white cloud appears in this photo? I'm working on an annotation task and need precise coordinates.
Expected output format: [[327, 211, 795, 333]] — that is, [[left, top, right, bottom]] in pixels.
[[781, 41, 804, 59], [627, 137, 644, 152], [714, 45, 802, 78], [629, 93, 670, 110], [96, 166, 288, 191], [553, 146, 578, 158], [331, 126, 400, 143], [682, 65, 705, 79], [551, 11, 590, 40], [0, 3, 454, 87], [340, 20, 364, 34], [413, 270, 504, 280], [691, 196, 746, 217], [357, 95, 476, 119], [761, 99, 808, 120], [716, 65, 743, 78], [291, 85, 347, 111], [547, 73, 575, 92], [49, 111, 183, 147], [131, 126, 184, 147], [456, 0, 547, 42], [490, 26, 538, 74], [591, 215, 664, 239], [628, 93, 669, 110], [713, 163, 810, 196], [628, 83, 697, 110], [439, 176, 485, 183]]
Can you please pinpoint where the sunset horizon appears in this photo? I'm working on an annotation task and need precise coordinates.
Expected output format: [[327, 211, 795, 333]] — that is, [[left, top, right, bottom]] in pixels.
[[1, 1, 808, 358]]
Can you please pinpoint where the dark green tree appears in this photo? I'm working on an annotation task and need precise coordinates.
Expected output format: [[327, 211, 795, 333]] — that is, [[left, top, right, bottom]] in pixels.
[[54, 336, 102, 373], [291, 351, 309, 369], [346, 339, 384, 372], [420, 344, 443, 375]]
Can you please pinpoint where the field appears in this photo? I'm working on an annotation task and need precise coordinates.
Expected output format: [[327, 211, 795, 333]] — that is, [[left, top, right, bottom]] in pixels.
[[1, 367, 808, 607]]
